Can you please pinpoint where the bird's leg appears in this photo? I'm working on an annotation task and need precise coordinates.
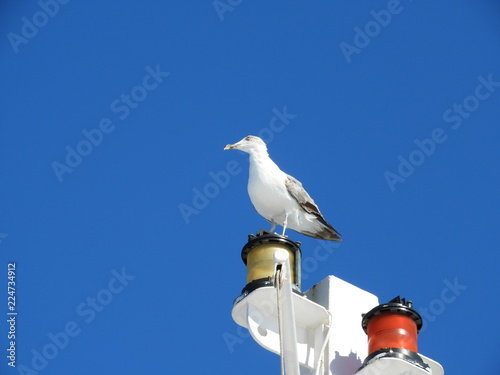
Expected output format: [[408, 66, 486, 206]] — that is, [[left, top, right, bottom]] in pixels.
[[282, 213, 288, 236], [269, 221, 276, 233]]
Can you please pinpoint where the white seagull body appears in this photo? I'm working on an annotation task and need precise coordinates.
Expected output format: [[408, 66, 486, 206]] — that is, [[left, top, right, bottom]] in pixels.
[[224, 135, 341, 241]]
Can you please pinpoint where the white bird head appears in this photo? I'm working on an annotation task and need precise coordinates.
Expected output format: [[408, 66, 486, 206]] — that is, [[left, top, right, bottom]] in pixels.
[[224, 135, 267, 154]]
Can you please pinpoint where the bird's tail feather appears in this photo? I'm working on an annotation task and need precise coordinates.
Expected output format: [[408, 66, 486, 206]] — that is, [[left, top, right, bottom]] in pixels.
[[312, 214, 342, 241], [302, 225, 342, 241]]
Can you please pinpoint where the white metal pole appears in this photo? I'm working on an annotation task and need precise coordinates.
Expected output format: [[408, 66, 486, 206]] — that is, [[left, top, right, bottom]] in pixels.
[[274, 249, 300, 375]]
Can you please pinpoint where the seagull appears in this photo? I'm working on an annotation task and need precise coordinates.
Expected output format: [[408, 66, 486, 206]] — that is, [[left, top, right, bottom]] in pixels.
[[224, 135, 341, 241]]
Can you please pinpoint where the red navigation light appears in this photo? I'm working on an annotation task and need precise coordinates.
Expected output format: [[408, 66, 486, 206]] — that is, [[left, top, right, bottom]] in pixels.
[[366, 311, 419, 353], [357, 296, 429, 373]]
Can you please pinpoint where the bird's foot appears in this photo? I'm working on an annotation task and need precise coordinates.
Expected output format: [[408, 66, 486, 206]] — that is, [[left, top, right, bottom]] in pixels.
[[269, 222, 276, 233], [281, 213, 288, 236]]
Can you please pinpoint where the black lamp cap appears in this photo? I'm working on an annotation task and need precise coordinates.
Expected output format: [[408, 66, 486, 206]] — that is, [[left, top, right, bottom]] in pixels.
[[361, 296, 423, 333]]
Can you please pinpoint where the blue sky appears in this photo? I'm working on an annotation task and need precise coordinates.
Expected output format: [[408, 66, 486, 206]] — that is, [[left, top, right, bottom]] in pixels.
[[1, 1, 499, 374]]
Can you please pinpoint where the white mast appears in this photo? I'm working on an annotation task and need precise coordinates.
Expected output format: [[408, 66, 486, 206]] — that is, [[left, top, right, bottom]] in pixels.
[[231, 230, 444, 375]]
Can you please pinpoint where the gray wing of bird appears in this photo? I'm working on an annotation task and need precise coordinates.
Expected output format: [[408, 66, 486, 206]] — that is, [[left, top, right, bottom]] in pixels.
[[285, 174, 342, 240], [284, 174, 324, 218]]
